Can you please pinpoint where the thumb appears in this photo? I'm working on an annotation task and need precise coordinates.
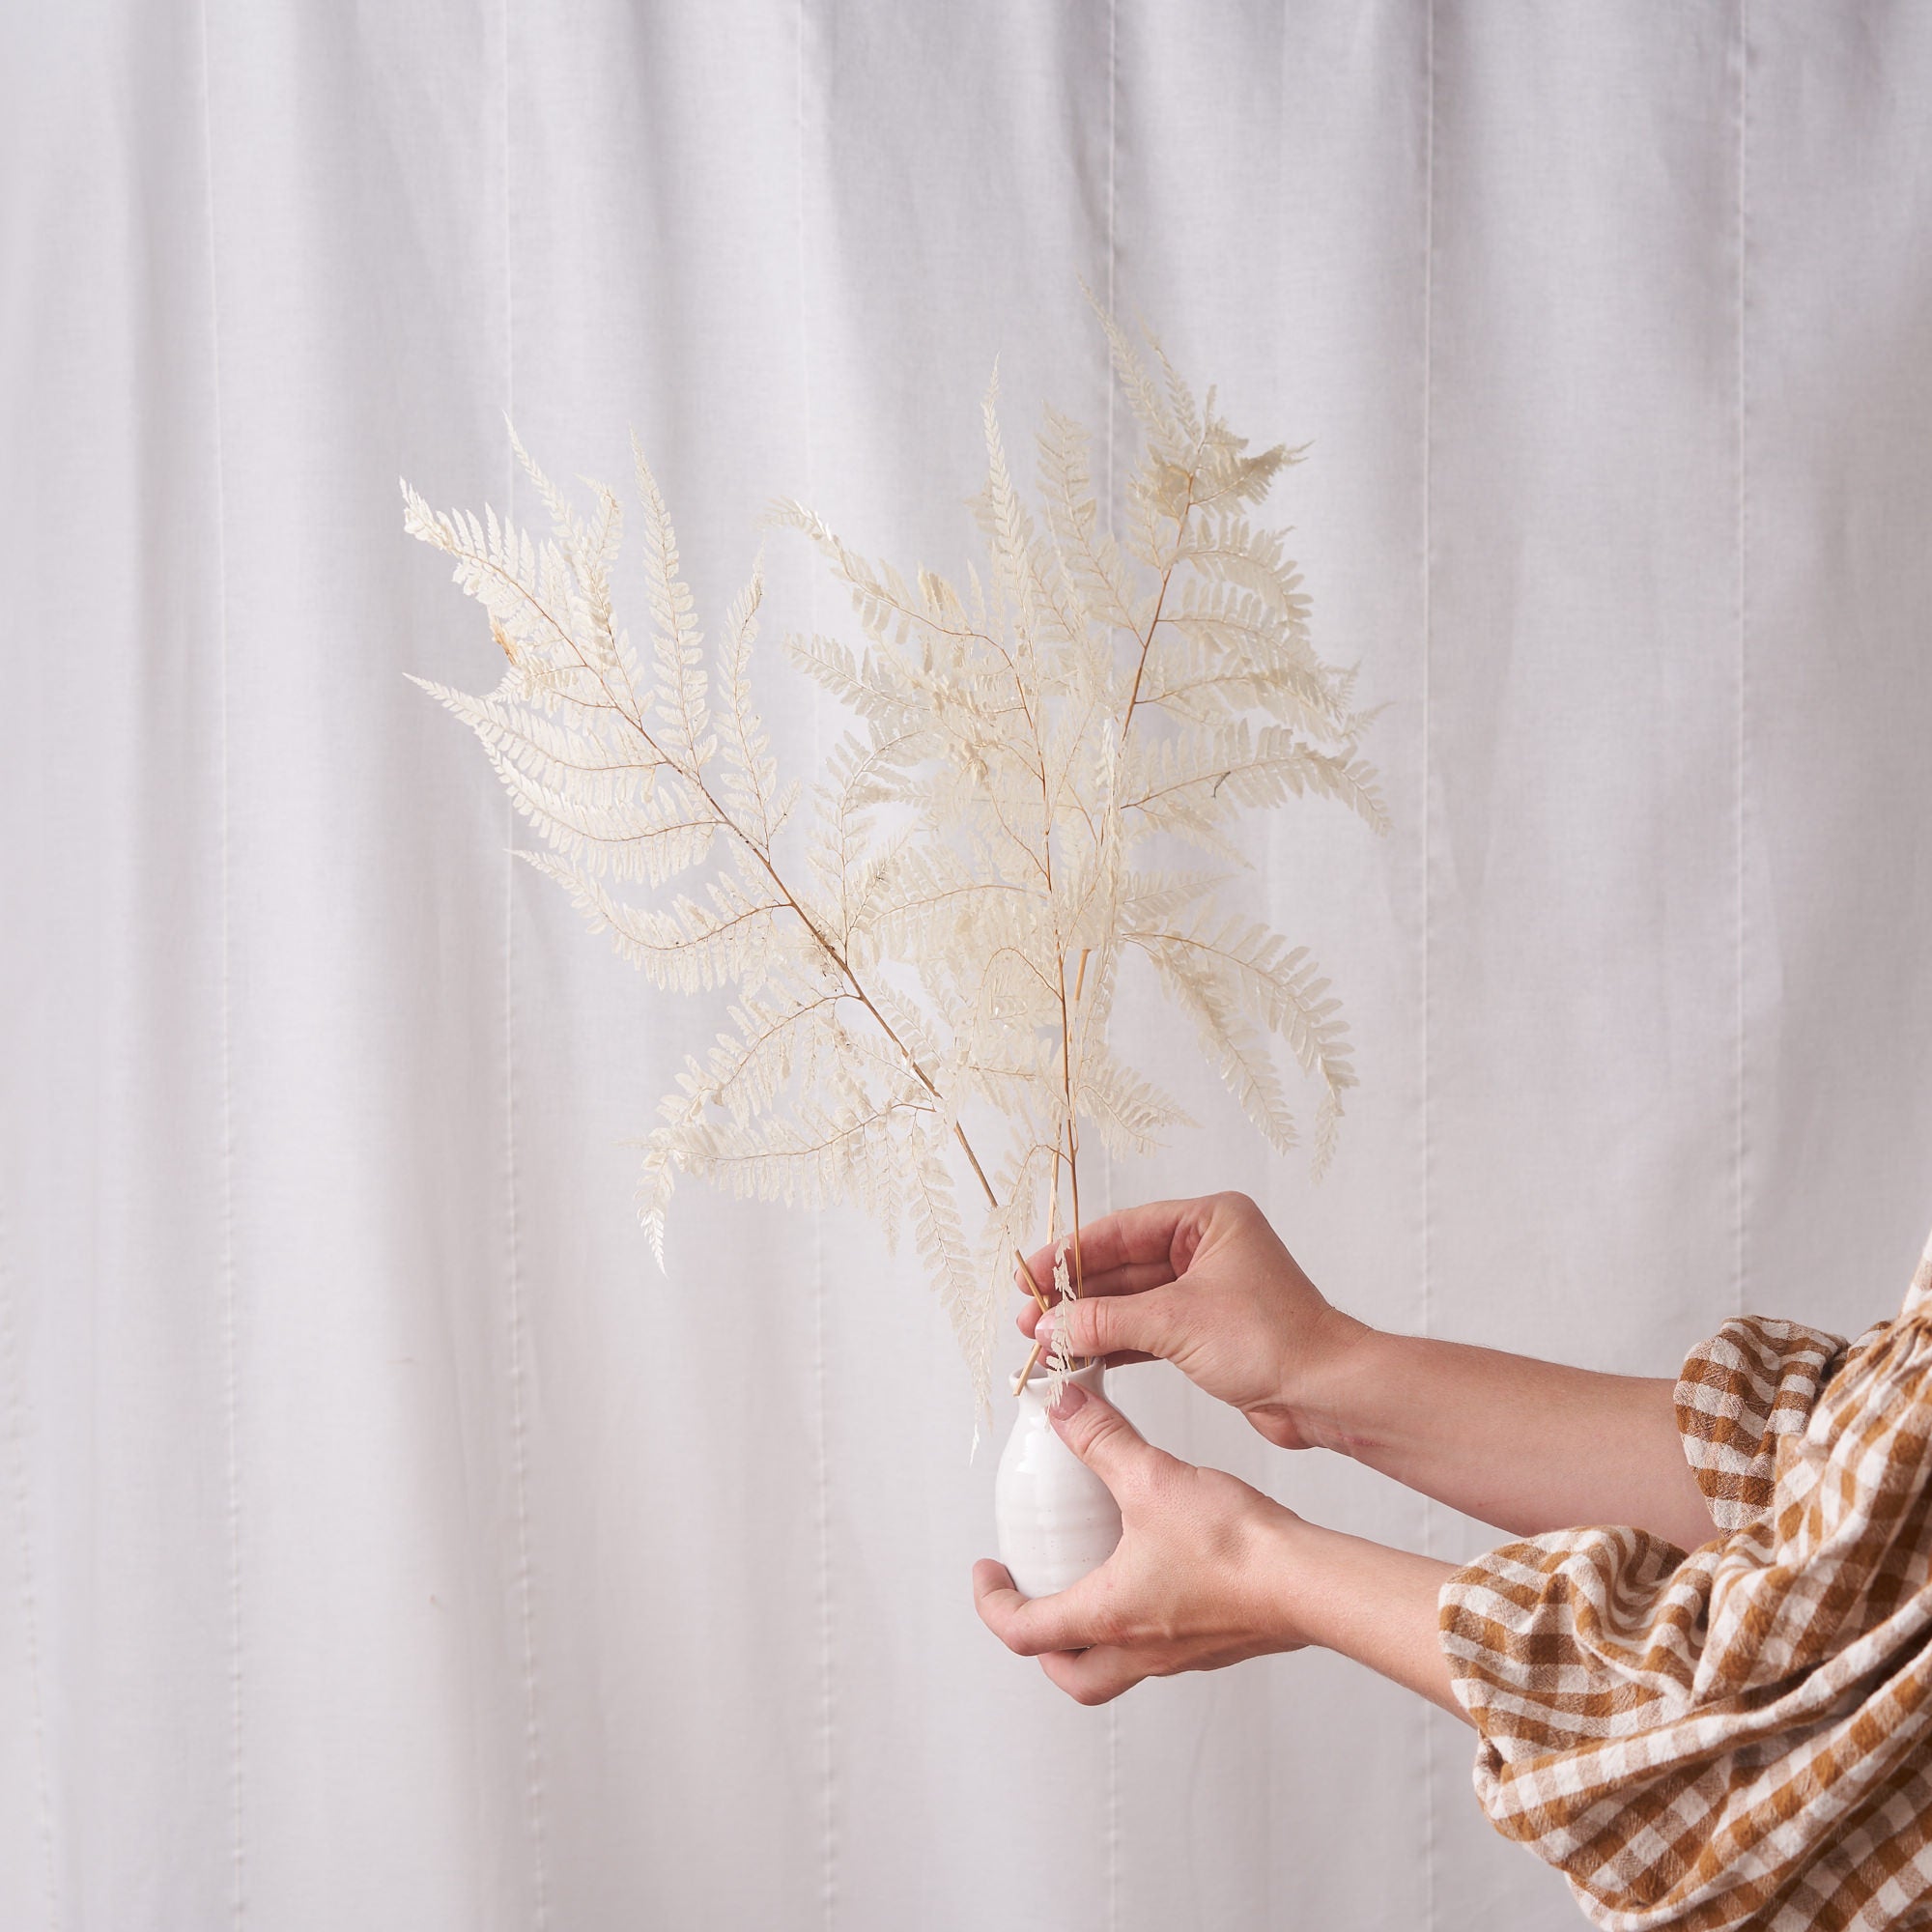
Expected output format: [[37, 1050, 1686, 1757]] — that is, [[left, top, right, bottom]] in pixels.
[[1048, 1382, 1156, 1493], [1043, 1288, 1176, 1365]]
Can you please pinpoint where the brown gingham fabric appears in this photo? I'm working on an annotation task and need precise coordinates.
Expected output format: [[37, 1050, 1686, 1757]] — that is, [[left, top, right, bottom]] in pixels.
[[1438, 1225, 1932, 1930]]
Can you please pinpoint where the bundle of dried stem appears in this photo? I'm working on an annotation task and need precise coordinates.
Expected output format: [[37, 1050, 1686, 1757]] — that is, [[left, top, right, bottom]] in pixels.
[[404, 302, 1386, 1410]]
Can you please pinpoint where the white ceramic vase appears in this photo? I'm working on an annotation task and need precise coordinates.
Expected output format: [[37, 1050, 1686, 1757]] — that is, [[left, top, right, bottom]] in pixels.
[[993, 1362, 1122, 1598]]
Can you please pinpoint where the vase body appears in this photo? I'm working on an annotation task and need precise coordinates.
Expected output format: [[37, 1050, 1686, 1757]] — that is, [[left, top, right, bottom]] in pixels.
[[993, 1362, 1123, 1598]]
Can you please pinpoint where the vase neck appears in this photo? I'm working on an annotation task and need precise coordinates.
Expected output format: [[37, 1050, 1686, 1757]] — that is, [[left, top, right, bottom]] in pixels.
[[1019, 1360, 1106, 1408]]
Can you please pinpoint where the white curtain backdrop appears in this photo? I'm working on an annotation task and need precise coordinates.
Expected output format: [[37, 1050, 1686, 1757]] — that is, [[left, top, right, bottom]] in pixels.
[[7, 3, 1932, 1926]]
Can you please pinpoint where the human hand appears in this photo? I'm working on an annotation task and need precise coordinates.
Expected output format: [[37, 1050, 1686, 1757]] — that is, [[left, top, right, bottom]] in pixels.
[[1018, 1192, 1369, 1450], [972, 1379, 1305, 1705]]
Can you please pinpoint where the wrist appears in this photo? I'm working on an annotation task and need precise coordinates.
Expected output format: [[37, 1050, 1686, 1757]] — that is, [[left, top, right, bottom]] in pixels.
[[1278, 1306, 1378, 1456], [1243, 1507, 1318, 1651], [1272, 1517, 1464, 1719]]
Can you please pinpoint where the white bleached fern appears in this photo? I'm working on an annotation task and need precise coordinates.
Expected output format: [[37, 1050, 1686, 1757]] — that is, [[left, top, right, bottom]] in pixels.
[[405, 305, 1387, 1410]]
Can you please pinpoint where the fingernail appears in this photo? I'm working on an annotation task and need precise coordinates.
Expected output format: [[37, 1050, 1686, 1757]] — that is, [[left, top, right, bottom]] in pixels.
[[1048, 1383, 1087, 1421]]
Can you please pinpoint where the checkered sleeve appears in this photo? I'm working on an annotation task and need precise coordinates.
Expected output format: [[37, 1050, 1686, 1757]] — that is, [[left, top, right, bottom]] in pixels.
[[1438, 1228, 1932, 1929], [1671, 1317, 1851, 1531]]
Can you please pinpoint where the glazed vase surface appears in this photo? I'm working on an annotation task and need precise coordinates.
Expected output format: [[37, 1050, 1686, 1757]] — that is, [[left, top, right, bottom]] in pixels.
[[993, 1362, 1122, 1598]]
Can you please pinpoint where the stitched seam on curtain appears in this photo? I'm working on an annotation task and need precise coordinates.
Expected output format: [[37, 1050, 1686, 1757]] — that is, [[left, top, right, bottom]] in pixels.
[[1104, 0, 1119, 561], [1735, 0, 1751, 1327], [0, 1204, 57, 1925], [498, 9, 552, 1924], [1419, 3, 1437, 1927], [1104, 2, 1121, 1923], [195, 3, 245, 1918], [797, 6, 837, 1923]]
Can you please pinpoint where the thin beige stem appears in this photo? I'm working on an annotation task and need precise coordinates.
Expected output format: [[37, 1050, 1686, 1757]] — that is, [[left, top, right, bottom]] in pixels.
[[1013, 1247, 1050, 1315], [1011, 1337, 1044, 1396], [1070, 947, 1093, 1312], [1046, 1119, 1065, 1250], [1067, 1122, 1085, 1298], [1054, 948, 1087, 1307], [1119, 433, 1208, 747]]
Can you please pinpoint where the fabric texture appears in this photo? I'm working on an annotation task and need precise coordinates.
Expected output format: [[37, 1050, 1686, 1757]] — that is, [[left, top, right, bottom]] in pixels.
[[11, 4, 1932, 1926], [1441, 1228, 1932, 1929]]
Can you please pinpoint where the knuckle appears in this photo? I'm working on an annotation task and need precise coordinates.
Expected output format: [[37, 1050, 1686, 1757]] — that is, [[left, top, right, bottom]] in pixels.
[[1078, 1298, 1120, 1353], [1080, 1409, 1129, 1460], [1108, 1454, 1152, 1508], [1136, 1450, 1186, 1511], [1091, 1293, 1162, 1358], [1138, 1285, 1179, 1345], [1083, 1584, 1130, 1648]]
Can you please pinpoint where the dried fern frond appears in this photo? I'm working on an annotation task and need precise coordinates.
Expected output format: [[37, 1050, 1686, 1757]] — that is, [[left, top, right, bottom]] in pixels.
[[407, 302, 1386, 1407]]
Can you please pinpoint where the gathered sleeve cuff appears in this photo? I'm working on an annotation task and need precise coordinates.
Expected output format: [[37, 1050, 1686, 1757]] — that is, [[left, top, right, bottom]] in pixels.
[[1670, 1317, 1850, 1531]]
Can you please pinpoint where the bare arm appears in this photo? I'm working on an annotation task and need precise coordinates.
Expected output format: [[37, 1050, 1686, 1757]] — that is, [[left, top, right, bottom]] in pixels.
[[1021, 1193, 1715, 1550], [1281, 1519, 1464, 1719], [1305, 1329, 1715, 1552]]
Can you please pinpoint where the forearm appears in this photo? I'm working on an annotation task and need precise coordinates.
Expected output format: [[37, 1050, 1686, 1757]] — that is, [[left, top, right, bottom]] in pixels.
[[1270, 1517, 1467, 1721], [1300, 1323, 1716, 1550]]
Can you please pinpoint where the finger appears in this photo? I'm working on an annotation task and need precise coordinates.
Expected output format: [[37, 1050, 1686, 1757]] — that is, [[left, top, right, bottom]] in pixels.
[[1015, 1260, 1177, 1331], [1038, 1645, 1147, 1707], [1012, 1275, 1159, 1368], [1036, 1288, 1179, 1366], [1019, 1321, 1160, 1371], [1047, 1382, 1165, 1494], [1020, 1199, 1200, 1299], [1020, 1204, 1184, 1293], [973, 1557, 1016, 1605], [973, 1558, 1109, 1657]]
